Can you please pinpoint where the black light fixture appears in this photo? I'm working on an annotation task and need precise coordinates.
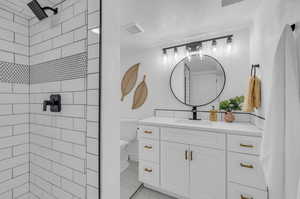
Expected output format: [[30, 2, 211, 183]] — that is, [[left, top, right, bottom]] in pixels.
[[162, 34, 233, 57], [226, 36, 233, 44]]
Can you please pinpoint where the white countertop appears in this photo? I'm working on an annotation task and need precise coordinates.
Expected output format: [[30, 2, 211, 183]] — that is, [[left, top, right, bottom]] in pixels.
[[139, 117, 263, 137]]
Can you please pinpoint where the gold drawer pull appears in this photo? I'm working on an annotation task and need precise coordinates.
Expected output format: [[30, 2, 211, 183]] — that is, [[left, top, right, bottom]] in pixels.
[[144, 130, 152, 134], [240, 143, 254, 148], [240, 163, 254, 169], [144, 168, 152, 173], [144, 145, 152, 149], [241, 194, 253, 199], [185, 150, 188, 160], [189, 151, 193, 161]]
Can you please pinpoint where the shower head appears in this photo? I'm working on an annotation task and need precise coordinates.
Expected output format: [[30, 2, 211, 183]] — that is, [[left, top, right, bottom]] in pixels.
[[27, 0, 58, 21]]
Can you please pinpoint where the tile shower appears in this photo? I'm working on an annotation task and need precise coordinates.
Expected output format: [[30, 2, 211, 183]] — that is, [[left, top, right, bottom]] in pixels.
[[0, 0, 100, 198]]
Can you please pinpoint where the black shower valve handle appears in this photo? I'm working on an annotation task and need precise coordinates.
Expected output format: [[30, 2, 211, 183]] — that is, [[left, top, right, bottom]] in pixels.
[[43, 100, 51, 111], [43, 94, 61, 112]]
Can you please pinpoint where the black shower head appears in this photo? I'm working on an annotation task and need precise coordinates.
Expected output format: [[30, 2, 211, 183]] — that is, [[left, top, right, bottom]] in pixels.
[[27, 0, 58, 21]]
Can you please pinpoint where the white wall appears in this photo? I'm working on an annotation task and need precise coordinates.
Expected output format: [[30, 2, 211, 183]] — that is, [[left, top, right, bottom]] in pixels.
[[121, 27, 251, 120], [101, 0, 120, 198], [250, 0, 300, 119]]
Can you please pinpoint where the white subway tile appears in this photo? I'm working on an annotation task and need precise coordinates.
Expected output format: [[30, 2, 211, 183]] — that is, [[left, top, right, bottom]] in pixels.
[[88, 0, 100, 14], [87, 106, 98, 122], [87, 73, 99, 89], [87, 89, 98, 105], [52, 162, 73, 180], [61, 78, 85, 92], [74, 26, 87, 41], [62, 40, 86, 57], [88, 43, 99, 59], [52, 186, 73, 199], [87, 185, 98, 199], [61, 178, 85, 198], [61, 129, 85, 144], [88, 11, 100, 29], [87, 121, 98, 139], [62, 13, 86, 33], [0, 50, 14, 62], [87, 138, 98, 155], [52, 32, 74, 48]]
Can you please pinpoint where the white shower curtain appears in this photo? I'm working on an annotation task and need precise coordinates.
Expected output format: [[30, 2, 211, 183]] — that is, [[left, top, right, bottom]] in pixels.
[[261, 25, 300, 199]]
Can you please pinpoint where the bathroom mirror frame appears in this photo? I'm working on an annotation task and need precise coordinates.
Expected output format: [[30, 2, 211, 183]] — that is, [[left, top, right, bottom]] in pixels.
[[169, 54, 226, 107]]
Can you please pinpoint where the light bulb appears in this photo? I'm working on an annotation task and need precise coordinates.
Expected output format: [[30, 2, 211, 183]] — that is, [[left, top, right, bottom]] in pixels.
[[226, 37, 233, 53], [163, 49, 168, 64], [186, 47, 191, 61], [197, 44, 203, 60], [174, 47, 178, 60], [212, 40, 217, 52]]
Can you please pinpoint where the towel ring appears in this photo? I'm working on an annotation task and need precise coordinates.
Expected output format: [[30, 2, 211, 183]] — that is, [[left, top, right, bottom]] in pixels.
[[251, 64, 260, 77]]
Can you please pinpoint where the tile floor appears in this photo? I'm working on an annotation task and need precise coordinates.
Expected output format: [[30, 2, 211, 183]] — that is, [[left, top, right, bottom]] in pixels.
[[121, 161, 176, 199]]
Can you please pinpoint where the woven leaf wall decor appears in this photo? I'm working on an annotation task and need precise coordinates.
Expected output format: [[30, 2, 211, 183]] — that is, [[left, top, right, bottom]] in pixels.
[[132, 75, 148, 109], [121, 63, 140, 101]]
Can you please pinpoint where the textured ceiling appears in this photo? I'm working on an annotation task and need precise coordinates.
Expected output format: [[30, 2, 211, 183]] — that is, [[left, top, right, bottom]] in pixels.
[[0, 0, 64, 19]]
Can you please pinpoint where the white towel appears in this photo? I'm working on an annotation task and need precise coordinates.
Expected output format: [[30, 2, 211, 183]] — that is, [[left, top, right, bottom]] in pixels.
[[260, 25, 300, 199]]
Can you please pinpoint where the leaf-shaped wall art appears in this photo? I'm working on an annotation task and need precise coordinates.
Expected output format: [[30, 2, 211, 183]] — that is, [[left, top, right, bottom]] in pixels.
[[121, 63, 140, 101], [132, 75, 148, 110]]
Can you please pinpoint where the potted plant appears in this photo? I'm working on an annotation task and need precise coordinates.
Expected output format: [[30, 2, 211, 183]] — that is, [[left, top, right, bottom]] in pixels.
[[219, 96, 244, 122]]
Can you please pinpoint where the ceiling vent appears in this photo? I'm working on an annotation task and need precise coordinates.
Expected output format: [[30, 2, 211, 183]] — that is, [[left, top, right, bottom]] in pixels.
[[124, 23, 144, 35], [222, 0, 244, 7]]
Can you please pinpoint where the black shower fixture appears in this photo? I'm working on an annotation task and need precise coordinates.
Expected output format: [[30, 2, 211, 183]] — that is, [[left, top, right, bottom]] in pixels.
[[27, 0, 58, 21]]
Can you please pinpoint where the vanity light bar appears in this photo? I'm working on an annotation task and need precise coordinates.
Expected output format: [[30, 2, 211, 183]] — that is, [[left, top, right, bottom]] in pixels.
[[162, 34, 233, 53]]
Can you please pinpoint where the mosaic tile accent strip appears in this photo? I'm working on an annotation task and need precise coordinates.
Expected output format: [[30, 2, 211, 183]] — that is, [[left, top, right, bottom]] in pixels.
[[0, 62, 29, 84], [30, 52, 87, 84]]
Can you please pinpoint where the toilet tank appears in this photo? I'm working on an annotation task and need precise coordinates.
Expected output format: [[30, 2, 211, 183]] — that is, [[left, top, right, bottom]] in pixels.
[[120, 119, 138, 142]]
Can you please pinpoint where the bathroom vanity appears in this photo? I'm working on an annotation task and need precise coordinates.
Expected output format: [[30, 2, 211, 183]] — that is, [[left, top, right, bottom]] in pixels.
[[138, 117, 267, 199]]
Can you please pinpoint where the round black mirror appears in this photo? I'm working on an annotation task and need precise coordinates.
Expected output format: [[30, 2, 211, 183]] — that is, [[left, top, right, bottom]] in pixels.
[[170, 54, 226, 107]]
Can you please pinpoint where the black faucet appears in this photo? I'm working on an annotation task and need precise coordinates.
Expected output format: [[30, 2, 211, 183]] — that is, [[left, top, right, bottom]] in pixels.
[[43, 94, 61, 112], [190, 106, 200, 120]]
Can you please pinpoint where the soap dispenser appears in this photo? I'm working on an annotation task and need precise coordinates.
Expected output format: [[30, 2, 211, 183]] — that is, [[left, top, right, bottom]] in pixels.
[[209, 106, 218, 122]]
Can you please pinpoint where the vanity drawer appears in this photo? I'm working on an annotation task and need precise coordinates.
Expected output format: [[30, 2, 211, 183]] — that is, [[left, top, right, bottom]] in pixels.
[[228, 183, 267, 199], [228, 135, 261, 155], [228, 152, 266, 190], [139, 160, 159, 187], [138, 126, 159, 140], [161, 127, 225, 150], [139, 138, 159, 163]]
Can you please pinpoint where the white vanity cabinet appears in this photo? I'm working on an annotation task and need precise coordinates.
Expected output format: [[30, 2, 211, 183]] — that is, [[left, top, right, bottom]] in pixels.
[[138, 117, 267, 199], [160, 141, 190, 197]]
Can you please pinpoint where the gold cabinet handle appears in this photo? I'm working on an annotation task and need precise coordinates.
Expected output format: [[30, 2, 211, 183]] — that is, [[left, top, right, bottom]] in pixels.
[[144, 168, 152, 173], [240, 163, 254, 169], [241, 194, 253, 199], [189, 151, 193, 161], [185, 150, 188, 160], [144, 130, 152, 134], [240, 143, 254, 148], [144, 145, 152, 150]]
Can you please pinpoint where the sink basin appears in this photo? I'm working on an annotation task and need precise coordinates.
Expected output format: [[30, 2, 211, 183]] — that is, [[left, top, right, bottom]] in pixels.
[[176, 119, 212, 126]]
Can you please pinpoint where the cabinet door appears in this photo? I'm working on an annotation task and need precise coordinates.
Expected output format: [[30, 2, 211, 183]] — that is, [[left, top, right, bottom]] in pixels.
[[190, 145, 226, 199], [161, 141, 189, 198]]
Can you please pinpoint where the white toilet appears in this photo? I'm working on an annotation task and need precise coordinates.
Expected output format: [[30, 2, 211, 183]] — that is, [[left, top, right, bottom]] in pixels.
[[120, 119, 137, 173]]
